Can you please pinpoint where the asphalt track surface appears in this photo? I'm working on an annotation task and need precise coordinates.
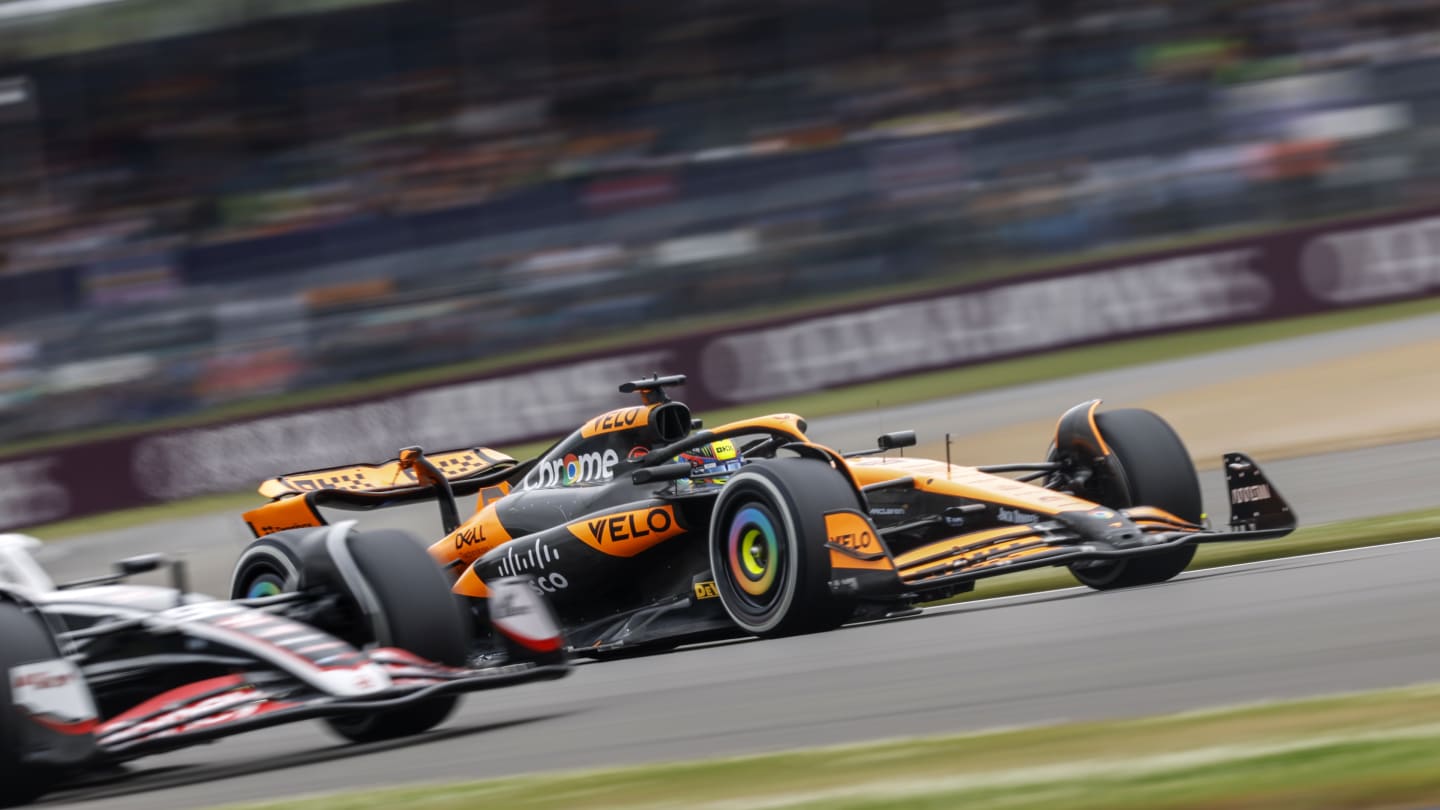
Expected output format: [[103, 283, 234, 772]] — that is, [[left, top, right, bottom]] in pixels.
[[27, 313, 1440, 808], [34, 309, 1440, 598], [41, 537, 1440, 809]]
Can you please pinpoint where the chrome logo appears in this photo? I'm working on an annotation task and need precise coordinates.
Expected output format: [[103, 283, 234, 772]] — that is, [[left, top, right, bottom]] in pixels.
[[561, 454, 581, 486]]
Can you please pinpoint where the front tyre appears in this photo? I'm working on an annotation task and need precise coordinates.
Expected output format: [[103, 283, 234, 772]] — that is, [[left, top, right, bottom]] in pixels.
[[1068, 408, 1203, 590], [708, 459, 857, 637], [0, 602, 88, 806], [321, 529, 470, 743]]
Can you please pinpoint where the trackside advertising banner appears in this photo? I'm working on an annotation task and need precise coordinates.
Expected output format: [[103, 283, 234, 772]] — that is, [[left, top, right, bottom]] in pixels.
[[4, 205, 1440, 529]]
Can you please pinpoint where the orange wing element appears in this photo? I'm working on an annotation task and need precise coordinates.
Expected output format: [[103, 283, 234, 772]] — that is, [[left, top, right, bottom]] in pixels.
[[894, 525, 1034, 569], [453, 565, 490, 598], [242, 495, 325, 537], [566, 505, 685, 557], [476, 483, 511, 511], [1054, 399, 1111, 458], [1082, 400, 1112, 456], [824, 510, 895, 572], [829, 547, 895, 571], [580, 405, 655, 438], [258, 447, 515, 499], [430, 507, 513, 569], [894, 526, 1057, 584], [1123, 506, 1202, 529], [705, 413, 810, 442], [848, 457, 1095, 515]]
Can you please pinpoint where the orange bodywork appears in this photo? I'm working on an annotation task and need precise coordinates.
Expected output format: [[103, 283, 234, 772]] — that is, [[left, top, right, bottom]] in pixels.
[[242, 495, 324, 537], [896, 528, 1058, 583], [430, 502, 514, 572], [580, 404, 656, 438], [892, 525, 1035, 570], [1123, 505, 1200, 527], [453, 565, 490, 598], [706, 413, 809, 442], [846, 455, 1206, 587], [847, 456, 1094, 514], [824, 510, 895, 572], [565, 505, 684, 557]]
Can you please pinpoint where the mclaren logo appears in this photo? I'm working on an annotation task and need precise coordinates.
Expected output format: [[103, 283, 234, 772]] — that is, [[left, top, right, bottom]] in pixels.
[[567, 505, 684, 557], [996, 507, 1037, 524]]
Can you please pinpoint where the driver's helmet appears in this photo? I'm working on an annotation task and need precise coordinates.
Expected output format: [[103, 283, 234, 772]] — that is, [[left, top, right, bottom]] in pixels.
[[675, 438, 744, 482]]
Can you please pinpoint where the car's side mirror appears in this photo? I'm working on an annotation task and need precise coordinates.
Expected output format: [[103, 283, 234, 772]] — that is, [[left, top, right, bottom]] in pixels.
[[116, 554, 166, 577], [877, 430, 917, 451], [632, 462, 693, 485]]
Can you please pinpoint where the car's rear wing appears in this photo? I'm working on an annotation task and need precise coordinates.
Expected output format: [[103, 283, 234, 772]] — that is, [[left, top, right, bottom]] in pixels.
[[258, 446, 517, 499], [245, 447, 530, 538]]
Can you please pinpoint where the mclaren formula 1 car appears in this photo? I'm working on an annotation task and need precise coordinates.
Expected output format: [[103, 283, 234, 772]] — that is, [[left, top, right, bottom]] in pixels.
[[0, 530, 565, 806], [233, 374, 1296, 655]]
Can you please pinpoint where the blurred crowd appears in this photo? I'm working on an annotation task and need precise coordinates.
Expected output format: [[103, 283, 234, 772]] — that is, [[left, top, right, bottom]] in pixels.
[[5, 0, 1440, 442]]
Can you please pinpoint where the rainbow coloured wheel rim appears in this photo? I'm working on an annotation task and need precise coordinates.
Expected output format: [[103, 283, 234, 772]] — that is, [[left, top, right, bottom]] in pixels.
[[723, 502, 788, 613], [245, 572, 286, 599]]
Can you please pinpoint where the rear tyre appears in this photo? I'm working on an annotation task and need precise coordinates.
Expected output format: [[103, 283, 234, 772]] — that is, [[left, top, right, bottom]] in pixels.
[[0, 603, 71, 806], [708, 459, 857, 637], [230, 529, 311, 600], [1068, 408, 1203, 591], [321, 530, 470, 743]]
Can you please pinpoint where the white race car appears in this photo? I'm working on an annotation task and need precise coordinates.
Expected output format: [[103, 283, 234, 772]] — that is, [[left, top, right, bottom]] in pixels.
[[0, 525, 567, 806]]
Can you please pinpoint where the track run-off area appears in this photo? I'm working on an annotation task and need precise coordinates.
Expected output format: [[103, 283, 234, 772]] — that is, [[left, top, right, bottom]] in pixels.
[[40, 537, 1440, 810], [28, 311, 1440, 808]]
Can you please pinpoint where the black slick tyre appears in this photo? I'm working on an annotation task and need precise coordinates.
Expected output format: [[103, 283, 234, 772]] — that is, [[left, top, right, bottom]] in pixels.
[[0, 603, 71, 806], [1069, 408, 1203, 591], [323, 530, 470, 743], [230, 529, 310, 600], [708, 459, 857, 637]]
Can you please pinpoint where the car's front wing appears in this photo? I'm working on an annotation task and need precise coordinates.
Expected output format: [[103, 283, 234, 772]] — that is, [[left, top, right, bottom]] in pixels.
[[94, 648, 567, 759], [889, 514, 1289, 593], [830, 451, 1298, 599], [833, 514, 1292, 599]]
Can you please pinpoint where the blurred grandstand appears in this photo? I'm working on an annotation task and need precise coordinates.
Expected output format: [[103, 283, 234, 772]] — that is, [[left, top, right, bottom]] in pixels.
[[3, 0, 1440, 444]]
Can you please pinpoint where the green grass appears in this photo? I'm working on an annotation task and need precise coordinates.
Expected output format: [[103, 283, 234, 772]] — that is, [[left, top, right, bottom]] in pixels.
[[221, 682, 1440, 810], [24, 293, 1440, 541]]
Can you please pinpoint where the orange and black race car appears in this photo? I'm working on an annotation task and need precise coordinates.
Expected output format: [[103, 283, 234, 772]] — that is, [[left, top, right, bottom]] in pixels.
[[232, 374, 1296, 655]]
